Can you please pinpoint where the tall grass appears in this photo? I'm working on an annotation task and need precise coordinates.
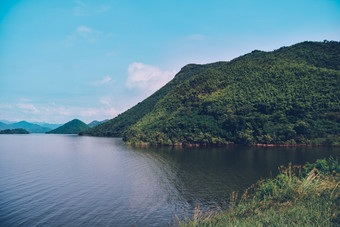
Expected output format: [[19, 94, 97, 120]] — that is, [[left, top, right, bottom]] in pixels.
[[179, 157, 339, 226]]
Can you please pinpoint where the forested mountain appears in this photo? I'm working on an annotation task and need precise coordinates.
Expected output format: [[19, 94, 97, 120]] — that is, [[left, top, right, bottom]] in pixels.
[[46, 119, 90, 134], [86, 41, 340, 145], [88, 120, 109, 128], [34, 122, 62, 130], [11, 121, 51, 133]]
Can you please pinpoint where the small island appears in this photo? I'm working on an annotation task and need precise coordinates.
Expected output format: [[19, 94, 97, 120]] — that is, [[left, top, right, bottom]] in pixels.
[[0, 128, 30, 134]]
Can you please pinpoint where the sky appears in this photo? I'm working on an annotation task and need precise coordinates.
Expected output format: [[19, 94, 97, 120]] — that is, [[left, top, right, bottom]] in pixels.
[[0, 0, 339, 124]]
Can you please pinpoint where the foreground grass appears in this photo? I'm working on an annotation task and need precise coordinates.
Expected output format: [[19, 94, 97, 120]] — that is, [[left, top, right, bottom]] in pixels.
[[179, 157, 340, 226]]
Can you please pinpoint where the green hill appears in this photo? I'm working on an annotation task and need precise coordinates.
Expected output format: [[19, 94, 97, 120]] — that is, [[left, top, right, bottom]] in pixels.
[[46, 119, 90, 134], [80, 63, 216, 136], [84, 41, 340, 145], [122, 41, 340, 145]]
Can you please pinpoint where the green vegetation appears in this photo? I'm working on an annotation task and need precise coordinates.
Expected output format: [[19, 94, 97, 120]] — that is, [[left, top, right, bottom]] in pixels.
[[122, 41, 340, 145], [88, 119, 108, 128], [179, 157, 340, 226], [0, 128, 29, 134], [81, 63, 216, 137], [82, 41, 340, 145], [46, 119, 90, 134]]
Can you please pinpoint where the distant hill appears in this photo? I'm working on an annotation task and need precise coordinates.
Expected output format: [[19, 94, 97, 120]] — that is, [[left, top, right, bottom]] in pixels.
[[0, 128, 29, 134], [88, 119, 109, 128], [84, 41, 340, 145], [46, 119, 90, 134], [11, 121, 51, 133], [33, 122, 63, 130], [0, 120, 16, 125], [0, 122, 12, 131]]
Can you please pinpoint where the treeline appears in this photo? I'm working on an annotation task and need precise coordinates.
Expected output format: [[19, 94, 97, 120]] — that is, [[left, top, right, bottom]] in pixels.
[[122, 41, 340, 145]]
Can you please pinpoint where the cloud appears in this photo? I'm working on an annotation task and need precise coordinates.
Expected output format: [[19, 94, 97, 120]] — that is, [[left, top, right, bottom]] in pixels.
[[99, 96, 112, 106], [77, 25, 92, 33], [78, 97, 119, 118], [126, 62, 176, 93], [74, 0, 111, 16], [64, 25, 101, 46], [92, 76, 112, 86], [0, 99, 122, 124], [17, 103, 39, 114]]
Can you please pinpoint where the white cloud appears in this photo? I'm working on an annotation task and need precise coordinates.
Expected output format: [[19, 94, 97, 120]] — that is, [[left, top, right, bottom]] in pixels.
[[92, 76, 112, 86], [17, 103, 39, 114], [77, 25, 92, 33], [12, 102, 119, 123], [126, 62, 176, 93], [74, 0, 111, 16], [64, 25, 100, 46], [99, 96, 112, 106]]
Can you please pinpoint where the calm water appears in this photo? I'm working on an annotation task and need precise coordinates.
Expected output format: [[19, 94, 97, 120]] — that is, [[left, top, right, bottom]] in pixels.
[[0, 134, 339, 226]]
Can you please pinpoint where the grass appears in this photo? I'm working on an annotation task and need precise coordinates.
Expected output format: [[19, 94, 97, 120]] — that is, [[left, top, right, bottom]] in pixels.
[[179, 157, 340, 226]]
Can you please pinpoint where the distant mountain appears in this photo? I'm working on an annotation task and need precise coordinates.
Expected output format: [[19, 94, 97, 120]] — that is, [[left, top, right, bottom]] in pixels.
[[0, 122, 12, 131], [88, 120, 109, 128], [46, 119, 90, 134], [0, 128, 29, 134], [33, 122, 63, 130], [11, 121, 51, 133], [0, 120, 16, 124]]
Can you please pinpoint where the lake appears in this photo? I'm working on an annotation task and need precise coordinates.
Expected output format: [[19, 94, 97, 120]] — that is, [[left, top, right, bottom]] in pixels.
[[0, 134, 339, 226]]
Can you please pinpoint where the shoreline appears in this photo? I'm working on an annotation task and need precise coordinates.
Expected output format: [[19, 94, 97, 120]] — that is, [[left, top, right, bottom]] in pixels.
[[126, 141, 339, 147]]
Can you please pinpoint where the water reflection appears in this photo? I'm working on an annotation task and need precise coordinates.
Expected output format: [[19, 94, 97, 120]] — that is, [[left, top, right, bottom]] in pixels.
[[0, 135, 339, 226], [128, 145, 340, 211]]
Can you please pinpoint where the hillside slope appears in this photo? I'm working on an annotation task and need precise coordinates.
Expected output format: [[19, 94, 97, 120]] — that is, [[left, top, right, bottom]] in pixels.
[[81, 63, 223, 136], [88, 120, 109, 128], [46, 119, 90, 134], [122, 41, 340, 145]]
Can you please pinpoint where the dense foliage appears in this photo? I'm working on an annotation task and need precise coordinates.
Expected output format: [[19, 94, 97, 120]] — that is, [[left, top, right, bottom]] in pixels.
[[122, 41, 340, 145], [180, 157, 340, 226], [46, 119, 90, 134], [0, 128, 29, 134]]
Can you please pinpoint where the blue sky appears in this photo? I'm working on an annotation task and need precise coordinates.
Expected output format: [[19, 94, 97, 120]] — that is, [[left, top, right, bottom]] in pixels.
[[1, 0, 339, 124]]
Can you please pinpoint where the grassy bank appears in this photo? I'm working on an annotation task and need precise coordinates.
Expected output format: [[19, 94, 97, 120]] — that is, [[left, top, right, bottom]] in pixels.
[[179, 157, 339, 226]]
